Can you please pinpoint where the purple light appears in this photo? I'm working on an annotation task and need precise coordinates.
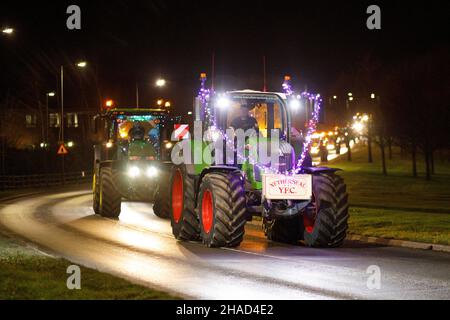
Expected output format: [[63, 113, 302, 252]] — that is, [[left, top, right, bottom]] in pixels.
[[196, 75, 280, 174], [281, 76, 322, 173]]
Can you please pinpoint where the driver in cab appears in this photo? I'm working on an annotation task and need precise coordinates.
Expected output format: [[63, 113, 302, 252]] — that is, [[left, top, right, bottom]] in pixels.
[[230, 104, 259, 133]]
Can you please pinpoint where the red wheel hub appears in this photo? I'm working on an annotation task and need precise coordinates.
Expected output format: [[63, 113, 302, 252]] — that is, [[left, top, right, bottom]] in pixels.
[[172, 170, 183, 223], [303, 193, 317, 234], [201, 190, 213, 234]]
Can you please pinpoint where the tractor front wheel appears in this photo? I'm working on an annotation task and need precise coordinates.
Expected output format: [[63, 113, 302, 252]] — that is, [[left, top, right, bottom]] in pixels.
[[99, 167, 122, 218], [170, 166, 200, 240], [198, 171, 246, 248]]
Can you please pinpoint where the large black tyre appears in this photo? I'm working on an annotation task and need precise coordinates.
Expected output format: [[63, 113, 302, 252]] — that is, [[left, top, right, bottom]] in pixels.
[[197, 171, 247, 248], [263, 216, 300, 245], [99, 167, 122, 218], [153, 180, 170, 219], [302, 173, 349, 247], [170, 166, 200, 240], [92, 172, 100, 214]]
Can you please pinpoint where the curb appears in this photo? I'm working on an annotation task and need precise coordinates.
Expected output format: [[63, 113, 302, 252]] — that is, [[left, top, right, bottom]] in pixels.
[[248, 220, 450, 253], [344, 234, 450, 253]]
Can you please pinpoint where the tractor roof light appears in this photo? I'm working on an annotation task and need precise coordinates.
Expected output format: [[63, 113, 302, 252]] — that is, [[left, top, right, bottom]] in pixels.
[[289, 97, 301, 110], [216, 96, 231, 109]]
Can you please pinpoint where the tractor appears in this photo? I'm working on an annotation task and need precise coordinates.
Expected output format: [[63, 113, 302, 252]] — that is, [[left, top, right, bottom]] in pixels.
[[92, 106, 176, 218], [166, 76, 349, 248]]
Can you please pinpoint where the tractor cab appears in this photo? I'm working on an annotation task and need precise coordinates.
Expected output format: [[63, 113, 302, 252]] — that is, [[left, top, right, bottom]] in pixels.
[[104, 108, 174, 162], [92, 107, 177, 216], [213, 91, 289, 141]]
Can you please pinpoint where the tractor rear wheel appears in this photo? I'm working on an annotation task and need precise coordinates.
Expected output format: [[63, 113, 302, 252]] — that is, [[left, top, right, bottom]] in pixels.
[[197, 171, 246, 248], [302, 173, 349, 247], [170, 166, 200, 240], [263, 216, 300, 244], [99, 167, 122, 218]]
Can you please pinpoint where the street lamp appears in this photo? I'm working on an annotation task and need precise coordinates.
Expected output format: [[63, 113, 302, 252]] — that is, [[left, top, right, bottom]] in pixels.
[[370, 93, 376, 99], [349, 96, 354, 101], [333, 95, 337, 100], [76, 61, 87, 68], [156, 79, 166, 87], [164, 101, 171, 108], [157, 99, 163, 107], [2, 28, 14, 35], [347, 92, 353, 97]]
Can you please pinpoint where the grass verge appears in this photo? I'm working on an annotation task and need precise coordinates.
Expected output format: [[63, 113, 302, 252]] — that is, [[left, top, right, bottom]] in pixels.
[[0, 234, 180, 300], [328, 146, 450, 245]]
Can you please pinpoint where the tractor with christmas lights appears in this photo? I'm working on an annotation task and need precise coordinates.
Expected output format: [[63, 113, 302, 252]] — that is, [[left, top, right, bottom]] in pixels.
[[92, 101, 177, 218], [167, 74, 349, 248]]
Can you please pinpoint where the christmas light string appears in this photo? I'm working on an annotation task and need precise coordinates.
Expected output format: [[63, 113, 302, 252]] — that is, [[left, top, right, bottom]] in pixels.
[[281, 76, 322, 173], [197, 75, 280, 174]]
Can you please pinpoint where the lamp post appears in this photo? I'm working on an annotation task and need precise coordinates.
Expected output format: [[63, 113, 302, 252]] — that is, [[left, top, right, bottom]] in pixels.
[[46, 92, 55, 145], [59, 61, 87, 183]]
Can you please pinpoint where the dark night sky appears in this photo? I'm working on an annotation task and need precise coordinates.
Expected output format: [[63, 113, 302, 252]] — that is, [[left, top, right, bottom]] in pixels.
[[1, 0, 449, 114]]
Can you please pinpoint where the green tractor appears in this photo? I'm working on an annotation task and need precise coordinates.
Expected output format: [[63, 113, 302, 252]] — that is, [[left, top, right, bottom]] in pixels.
[[92, 107, 176, 218], [167, 78, 349, 248]]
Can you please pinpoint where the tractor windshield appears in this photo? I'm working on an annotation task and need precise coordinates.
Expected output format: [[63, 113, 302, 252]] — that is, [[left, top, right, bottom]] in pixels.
[[115, 114, 160, 143], [216, 93, 287, 139]]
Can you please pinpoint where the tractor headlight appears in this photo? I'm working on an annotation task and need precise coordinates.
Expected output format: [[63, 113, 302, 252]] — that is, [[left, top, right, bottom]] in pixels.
[[146, 166, 158, 178], [128, 166, 140, 178]]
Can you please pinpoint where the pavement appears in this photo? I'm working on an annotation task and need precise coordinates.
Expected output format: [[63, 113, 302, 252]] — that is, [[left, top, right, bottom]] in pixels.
[[0, 186, 449, 300]]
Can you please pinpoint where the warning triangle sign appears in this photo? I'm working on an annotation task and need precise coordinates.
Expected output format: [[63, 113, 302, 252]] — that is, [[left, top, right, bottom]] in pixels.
[[57, 144, 69, 155]]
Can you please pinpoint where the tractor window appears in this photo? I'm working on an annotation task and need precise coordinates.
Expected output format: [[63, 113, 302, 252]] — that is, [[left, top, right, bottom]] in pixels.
[[223, 100, 285, 138]]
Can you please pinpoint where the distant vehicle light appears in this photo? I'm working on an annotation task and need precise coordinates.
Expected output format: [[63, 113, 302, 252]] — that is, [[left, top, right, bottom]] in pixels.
[[67, 141, 74, 148], [352, 122, 364, 133], [310, 146, 319, 155]]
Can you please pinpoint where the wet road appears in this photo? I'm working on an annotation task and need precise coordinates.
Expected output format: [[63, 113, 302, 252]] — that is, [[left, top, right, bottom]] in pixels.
[[0, 186, 449, 299]]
